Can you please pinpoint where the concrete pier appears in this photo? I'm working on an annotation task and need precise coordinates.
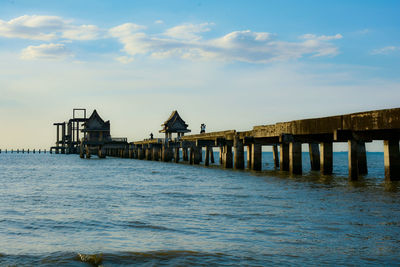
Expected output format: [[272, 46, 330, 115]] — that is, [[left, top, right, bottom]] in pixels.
[[205, 146, 210, 166], [223, 144, 233, 168], [289, 142, 302, 174], [357, 141, 368, 175], [309, 143, 320, 171], [348, 140, 359, 180], [320, 142, 333, 174], [280, 143, 289, 171], [272, 144, 279, 168], [251, 143, 261, 171], [234, 136, 244, 169], [174, 147, 180, 163], [246, 145, 252, 169], [384, 140, 400, 181]]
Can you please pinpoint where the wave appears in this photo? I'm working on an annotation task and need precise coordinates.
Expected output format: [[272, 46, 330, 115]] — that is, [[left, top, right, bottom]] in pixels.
[[0, 250, 235, 266]]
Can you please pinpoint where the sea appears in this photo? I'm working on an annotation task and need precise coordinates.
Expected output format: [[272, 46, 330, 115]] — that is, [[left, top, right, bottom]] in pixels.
[[0, 151, 399, 266]]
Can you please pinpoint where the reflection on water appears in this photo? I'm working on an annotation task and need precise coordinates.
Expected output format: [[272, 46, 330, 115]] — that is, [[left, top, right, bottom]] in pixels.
[[0, 152, 399, 266]]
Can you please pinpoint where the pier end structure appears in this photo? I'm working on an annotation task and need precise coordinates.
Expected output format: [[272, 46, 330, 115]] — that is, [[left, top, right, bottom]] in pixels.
[[51, 108, 87, 154], [78, 109, 128, 158]]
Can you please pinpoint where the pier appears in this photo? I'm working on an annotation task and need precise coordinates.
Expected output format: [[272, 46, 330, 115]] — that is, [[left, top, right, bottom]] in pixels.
[[52, 108, 400, 181]]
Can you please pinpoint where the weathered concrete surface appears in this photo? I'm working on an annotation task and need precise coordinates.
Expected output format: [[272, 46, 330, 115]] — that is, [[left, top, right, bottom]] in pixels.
[[252, 108, 400, 138]]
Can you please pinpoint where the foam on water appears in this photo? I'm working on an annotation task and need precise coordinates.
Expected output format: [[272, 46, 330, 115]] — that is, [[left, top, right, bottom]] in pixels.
[[0, 153, 399, 265]]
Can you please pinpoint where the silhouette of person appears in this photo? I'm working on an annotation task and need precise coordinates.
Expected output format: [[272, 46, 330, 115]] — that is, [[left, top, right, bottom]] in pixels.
[[200, 123, 206, 133], [150, 133, 154, 140]]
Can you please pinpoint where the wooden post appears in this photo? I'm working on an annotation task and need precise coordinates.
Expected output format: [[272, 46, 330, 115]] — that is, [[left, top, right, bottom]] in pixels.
[[309, 143, 320, 171], [384, 140, 400, 181], [289, 142, 302, 174], [272, 144, 279, 168], [205, 146, 210, 166], [162, 146, 172, 162], [247, 145, 252, 169], [348, 140, 358, 180], [224, 144, 233, 168], [357, 141, 368, 175], [174, 147, 180, 163], [234, 136, 244, 169], [251, 143, 262, 171], [280, 143, 289, 171], [320, 142, 333, 174], [210, 147, 215, 163]]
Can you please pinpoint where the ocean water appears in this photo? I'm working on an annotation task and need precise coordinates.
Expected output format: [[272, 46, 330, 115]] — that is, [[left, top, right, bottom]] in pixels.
[[0, 152, 399, 266]]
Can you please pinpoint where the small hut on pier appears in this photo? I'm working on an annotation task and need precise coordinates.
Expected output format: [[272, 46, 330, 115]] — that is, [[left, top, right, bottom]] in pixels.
[[82, 110, 111, 142], [159, 110, 191, 139]]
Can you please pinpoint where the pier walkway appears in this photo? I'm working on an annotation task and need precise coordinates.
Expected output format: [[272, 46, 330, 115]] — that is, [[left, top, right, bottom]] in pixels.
[[100, 108, 400, 181]]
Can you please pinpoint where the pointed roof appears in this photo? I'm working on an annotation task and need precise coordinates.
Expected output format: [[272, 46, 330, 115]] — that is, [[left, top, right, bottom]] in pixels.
[[159, 110, 191, 133], [82, 109, 110, 132]]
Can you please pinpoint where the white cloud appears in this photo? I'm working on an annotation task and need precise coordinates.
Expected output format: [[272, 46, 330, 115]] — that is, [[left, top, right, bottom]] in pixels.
[[62, 25, 100, 40], [371, 46, 400, 55], [110, 22, 343, 63], [0, 15, 101, 41], [154, 20, 164, 24], [301, 33, 343, 41], [164, 23, 213, 40], [20, 43, 72, 60], [115, 55, 134, 64], [109, 23, 146, 38]]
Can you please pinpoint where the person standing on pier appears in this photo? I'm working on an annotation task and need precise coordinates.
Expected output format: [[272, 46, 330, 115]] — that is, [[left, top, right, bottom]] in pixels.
[[200, 123, 206, 133]]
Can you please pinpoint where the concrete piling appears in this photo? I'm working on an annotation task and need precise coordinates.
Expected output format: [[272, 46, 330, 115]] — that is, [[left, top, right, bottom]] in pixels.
[[280, 143, 289, 171], [289, 142, 302, 174], [384, 139, 400, 181], [251, 143, 262, 171], [234, 136, 244, 169], [357, 141, 368, 175], [174, 147, 180, 163], [246, 145, 252, 169], [309, 143, 320, 171], [272, 144, 279, 168], [182, 148, 188, 161], [205, 146, 210, 166], [320, 142, 333, 174], [348, 140, 359, 180], [223, 144, 233, 168]]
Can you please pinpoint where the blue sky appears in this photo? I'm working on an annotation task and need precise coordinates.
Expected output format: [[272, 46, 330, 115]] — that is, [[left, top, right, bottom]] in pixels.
[[0, 0, 399, 149]]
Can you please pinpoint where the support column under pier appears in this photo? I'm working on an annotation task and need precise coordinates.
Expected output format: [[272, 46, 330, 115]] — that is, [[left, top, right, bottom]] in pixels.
[[348, 140, 359, 180], [174, 147, 180, 163], [280, 143, 289, 171], [320, 142, 333, 174], [247, 145, 252, 169], [384, 140, 400, 181], [358, 141, 368, 175], [224, 144, 233, 169], [210, 147, 215, 163], [289, 142, 302, 174], [234, 136, 244, 170], [309, 143, 320, 171], [251, 143, 262, 171], [272, 144, 279, 168], [153, 147, 160, 161], [205, 146, 210, 166], [182, 148, 188, 161]]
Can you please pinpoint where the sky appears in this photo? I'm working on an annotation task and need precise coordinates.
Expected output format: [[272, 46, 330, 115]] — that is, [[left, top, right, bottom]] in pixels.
[[0, 0, 399, 150]]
